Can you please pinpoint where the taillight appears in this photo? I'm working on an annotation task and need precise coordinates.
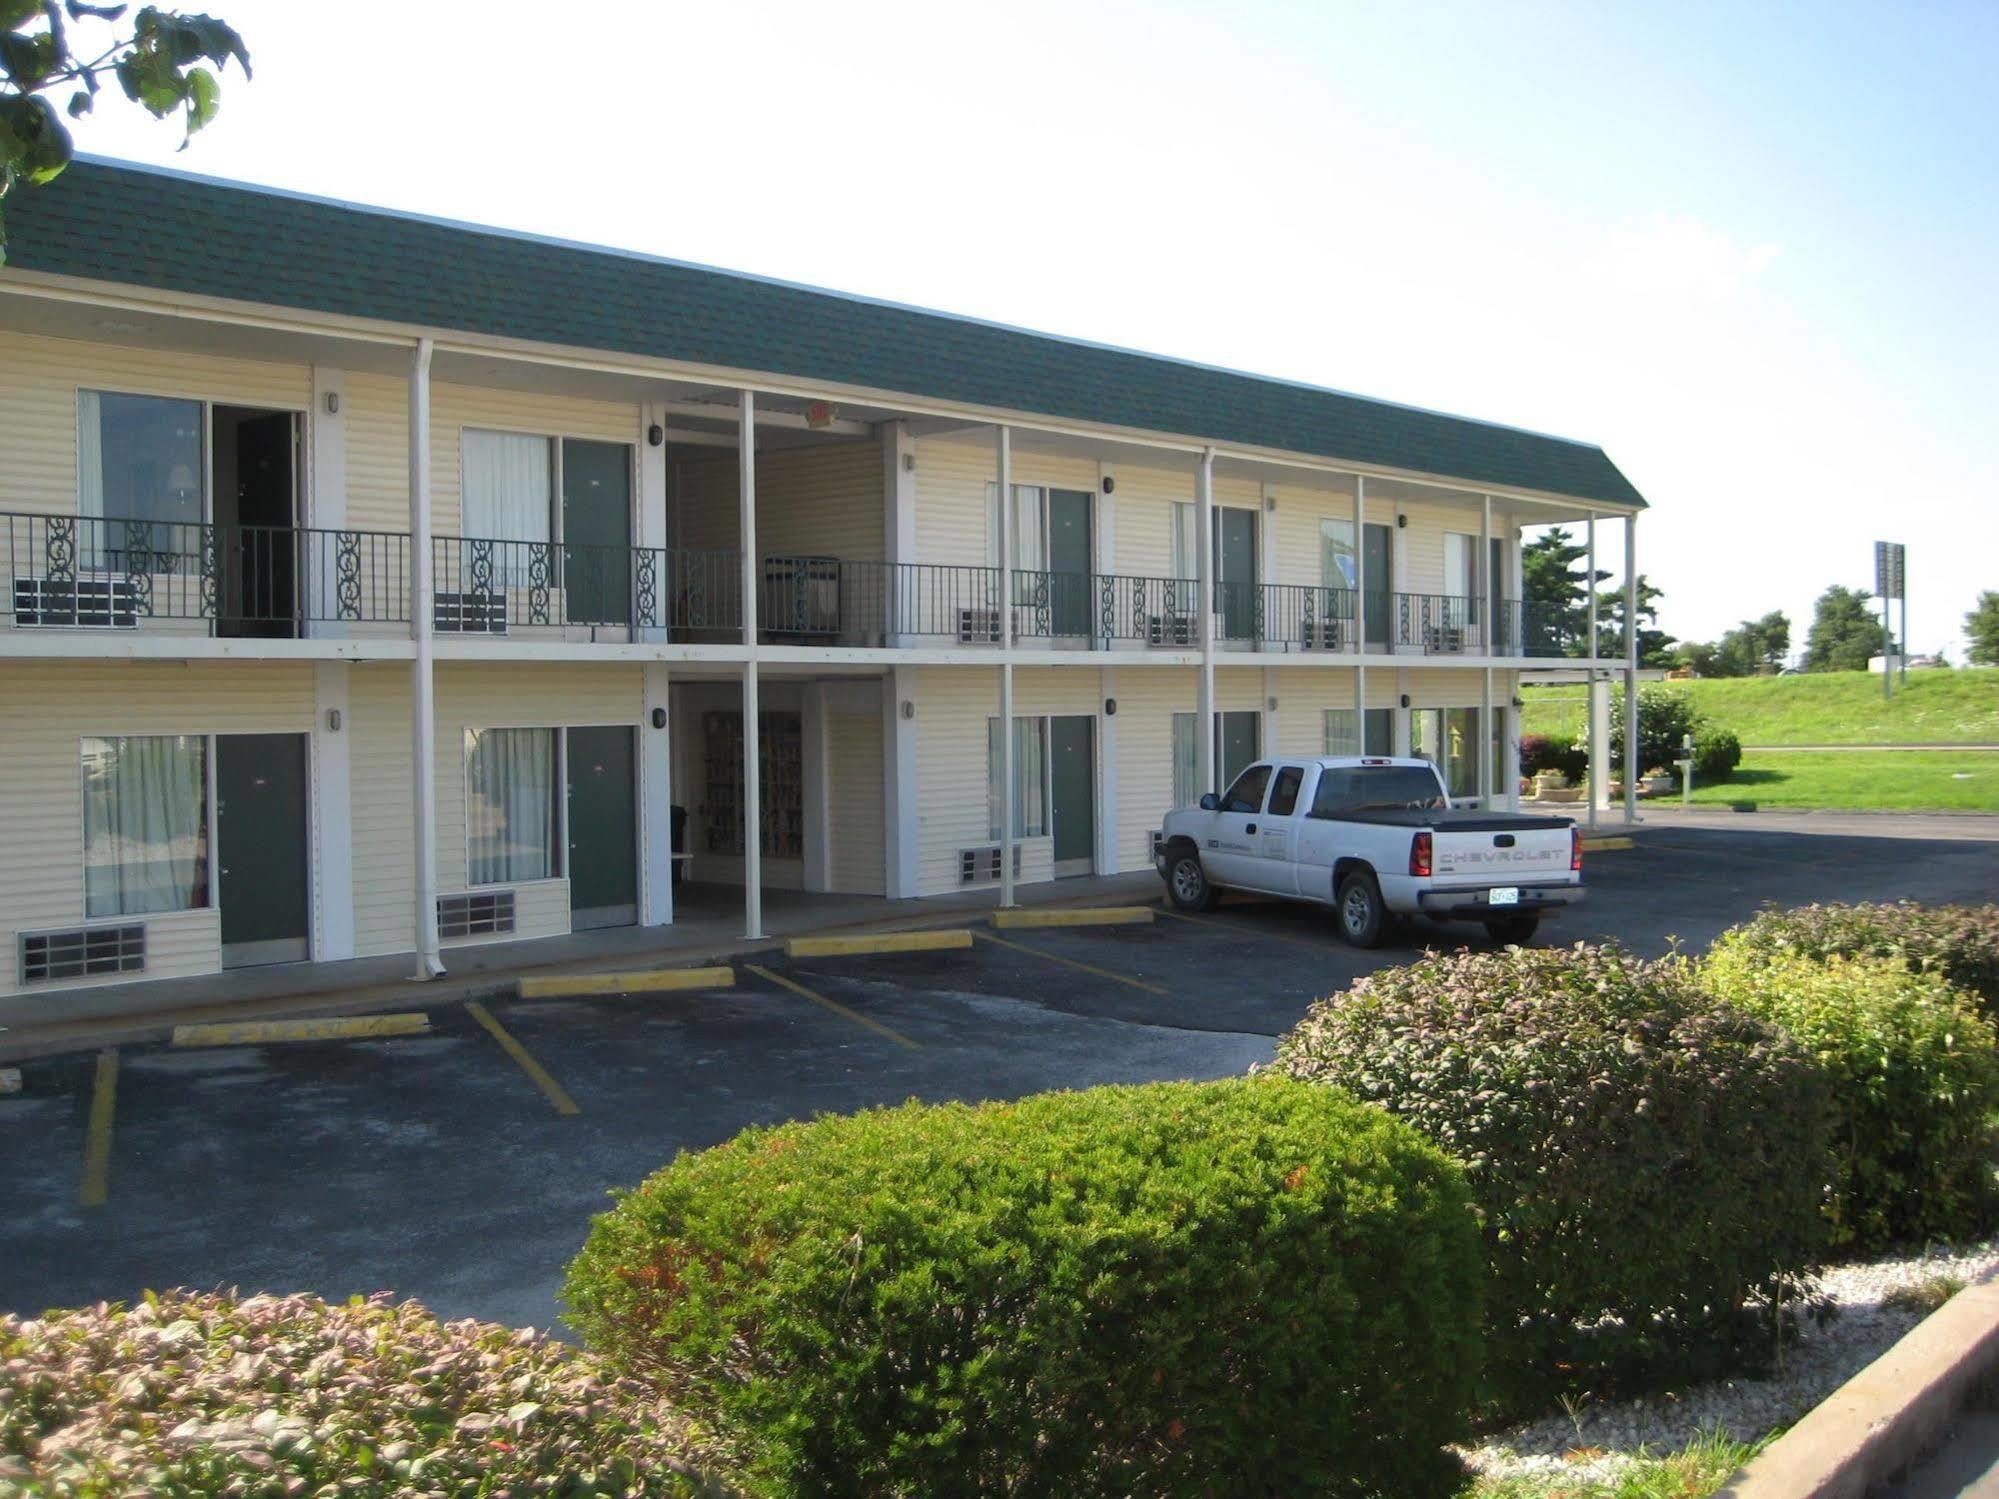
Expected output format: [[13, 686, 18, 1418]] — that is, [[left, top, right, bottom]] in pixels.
[[1571, 827, 1584, 872], [1409, 830, 1433, 877]]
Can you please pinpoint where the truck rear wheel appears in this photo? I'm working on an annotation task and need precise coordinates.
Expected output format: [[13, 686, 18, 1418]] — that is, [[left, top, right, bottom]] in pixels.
[[1335, 871, 1388, 948], [1485, 915, 1540, 946], [1164, 848, 1221, 912]]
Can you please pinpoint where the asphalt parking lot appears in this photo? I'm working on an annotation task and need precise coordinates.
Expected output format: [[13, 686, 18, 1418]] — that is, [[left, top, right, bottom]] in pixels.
[[2, 815, 1995, 1335]]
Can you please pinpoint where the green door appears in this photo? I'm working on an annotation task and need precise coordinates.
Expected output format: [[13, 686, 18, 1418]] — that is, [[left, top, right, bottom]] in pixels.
[[562, 439, 633, 626], [1217, 508, 1257, 641], [1218, 710, 1260, 790], [1047, 488, 1093, 637], [567, 725, 638, 929], [218, 733, 310, 967], [1049, 715, 1095, 875], [1363, 522, 1393, 647]]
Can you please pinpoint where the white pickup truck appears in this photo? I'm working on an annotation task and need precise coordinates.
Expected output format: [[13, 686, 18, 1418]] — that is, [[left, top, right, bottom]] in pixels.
[[1155, 755, 1584, 947]]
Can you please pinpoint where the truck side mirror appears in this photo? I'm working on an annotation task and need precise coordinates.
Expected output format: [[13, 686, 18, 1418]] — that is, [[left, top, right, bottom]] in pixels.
[[1199, 793, 1220, 811]]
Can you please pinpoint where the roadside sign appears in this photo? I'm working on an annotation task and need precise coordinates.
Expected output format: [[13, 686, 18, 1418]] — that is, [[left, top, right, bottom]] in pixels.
[[1874, 540, 1906, 600]]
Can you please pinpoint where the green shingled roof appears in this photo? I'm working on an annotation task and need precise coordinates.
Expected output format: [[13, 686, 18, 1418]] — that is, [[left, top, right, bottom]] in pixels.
[[5, 158, 1645, 509]]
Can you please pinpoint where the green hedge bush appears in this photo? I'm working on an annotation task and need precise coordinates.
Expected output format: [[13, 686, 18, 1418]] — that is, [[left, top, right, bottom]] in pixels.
[[565, 1078, 1483, 1499], [1271, 943, 1833, 1413], [0, 1290, 734, 1498], [1701, 947, 1999, 1250], [1693, 724, 1743, 780], [1713, 901, 1999, 1020]]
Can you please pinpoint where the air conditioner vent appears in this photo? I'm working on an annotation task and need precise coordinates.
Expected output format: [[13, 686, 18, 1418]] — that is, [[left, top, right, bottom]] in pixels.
[[20, 924, 145, 983], [438, 890, 515, 938], [957, 845, 1025, 884], [434, 590, 508, 634], [13, 576, 139, 628]]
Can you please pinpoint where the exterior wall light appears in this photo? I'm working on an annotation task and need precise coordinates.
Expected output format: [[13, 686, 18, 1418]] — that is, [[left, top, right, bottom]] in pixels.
[[647, 423, 665, 447], [1400, 693, 1412, 708], [1396, 513, 1408, 528], [902, 453, 917, 473], [650, 707, 668, 729], [324, 392, 341, 415], [325, 708, 342, 732], [1101, 475, 1115, 494], [1104, 697, 1117, 715], [901, 700, 916, 720]]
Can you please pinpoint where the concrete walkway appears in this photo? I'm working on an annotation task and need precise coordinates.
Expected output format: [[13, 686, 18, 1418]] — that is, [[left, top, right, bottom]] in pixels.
[[0, 872, 1163, 1062]]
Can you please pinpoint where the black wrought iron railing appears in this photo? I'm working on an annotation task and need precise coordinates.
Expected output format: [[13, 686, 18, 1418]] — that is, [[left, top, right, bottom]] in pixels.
[[1495, 599, 1581, 658], [1394, 592, 1483, 654], [3, 512, 409, 632], [1090, 573, 1199, 646], [1261, 584, 1357, 652]]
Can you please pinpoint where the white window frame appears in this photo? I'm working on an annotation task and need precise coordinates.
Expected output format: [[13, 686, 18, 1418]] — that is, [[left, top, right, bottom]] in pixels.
[[986, 714, 1051, 841], [464, 725, 566, 887], [75, 387, 309, 532], [77, 732, 218, 920]]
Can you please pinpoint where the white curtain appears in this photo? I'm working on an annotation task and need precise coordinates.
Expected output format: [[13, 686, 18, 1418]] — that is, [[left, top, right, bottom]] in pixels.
[[987, 716, 1048, 840], [1443, 533, 1476, 601], [462, 430, 553, 586], [1320, 517, 1358, 591], [77, 391, 106, 519], [1172, 712, 1198, 808], [1323, 708, 1360, 757], [466, 727, 556, 884], [82, 735, 208, 918], [1171, 502, 1197, 580]]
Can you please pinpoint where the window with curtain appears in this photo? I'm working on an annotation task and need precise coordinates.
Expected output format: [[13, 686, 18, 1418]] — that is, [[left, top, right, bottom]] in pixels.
[[78, 391, 204, 563], [1443, 532, 1477, 602], [1171, 712, 1197, 807], [985, 483, 1048, 609], [465, 727, 558, 884], [1171, 502, 1197, 580], [986, 716, 1048, 839], [1323, 708, 1360, 756], [1319, 517, 1357, 593], [462, 429, 554, 584], [81, 735, 209, 918]]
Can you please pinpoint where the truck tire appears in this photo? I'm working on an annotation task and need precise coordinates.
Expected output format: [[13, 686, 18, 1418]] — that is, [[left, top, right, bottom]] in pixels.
[[1485, 915, 1540, 946], [1335, 871, 1388, 948], [1164, 847, 1221, 912]]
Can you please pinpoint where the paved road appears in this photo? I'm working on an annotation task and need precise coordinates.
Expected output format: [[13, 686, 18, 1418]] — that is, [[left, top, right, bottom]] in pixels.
[[0, 815, 1993, 1335]]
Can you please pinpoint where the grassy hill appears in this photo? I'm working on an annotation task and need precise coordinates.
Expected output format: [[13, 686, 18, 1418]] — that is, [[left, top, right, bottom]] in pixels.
[[1522, 667, 1999, 746]]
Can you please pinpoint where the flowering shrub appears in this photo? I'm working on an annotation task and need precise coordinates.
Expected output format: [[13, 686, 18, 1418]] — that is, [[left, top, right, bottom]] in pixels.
[[566, 1078, 1483, 1498], [1271, 943, 1833, 1413], [0, 1290, 736, 1497], [1701, 947, 1999, 1251], [1712, 901, 1999, 1020]]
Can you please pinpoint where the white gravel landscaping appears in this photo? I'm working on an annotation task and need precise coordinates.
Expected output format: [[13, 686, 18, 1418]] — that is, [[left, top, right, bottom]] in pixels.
[[1463, 1240, 1999, 1485]]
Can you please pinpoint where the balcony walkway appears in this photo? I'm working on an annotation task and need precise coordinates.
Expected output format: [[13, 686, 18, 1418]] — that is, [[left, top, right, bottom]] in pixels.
[[0, 871, 1165, 1062]]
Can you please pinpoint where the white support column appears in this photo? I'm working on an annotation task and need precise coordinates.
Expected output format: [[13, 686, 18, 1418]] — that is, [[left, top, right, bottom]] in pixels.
[[1624, 513, 1640, 825], [998, 426, 1016, 907], [1586, 512, 1599, 662], [638, 401, 669, 641], [311, 661, 355, 961], [1353, 474, 1367, 748], [801, 682, 832, 893], [1097, 667, 1119, 875], [1588, 675, 1609, 826], [739, 390, 764, 939], [884, 421, 917, 648], [640, 662, 674, 926], [407, 338, 443, 979], [1394, 668, 1412, 756], [883, 666, 919, 897], [1196, 447, 1217, 793], [1261, 666, 1280, 767], [1480, 494, 1493, 808]]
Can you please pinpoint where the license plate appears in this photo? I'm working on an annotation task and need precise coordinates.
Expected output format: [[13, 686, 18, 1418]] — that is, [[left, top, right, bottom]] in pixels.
[[1488, 887, 1520, 907]]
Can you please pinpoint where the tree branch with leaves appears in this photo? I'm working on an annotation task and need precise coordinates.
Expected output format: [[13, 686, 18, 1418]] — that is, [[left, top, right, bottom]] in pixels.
[[0, 2, 248, 262]]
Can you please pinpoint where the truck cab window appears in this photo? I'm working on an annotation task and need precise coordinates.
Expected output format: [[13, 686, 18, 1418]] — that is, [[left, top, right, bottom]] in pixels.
[[1311, 766, 1449, 816], [1220, 765, 1271, 813], [1267, 765, 1305, 816]]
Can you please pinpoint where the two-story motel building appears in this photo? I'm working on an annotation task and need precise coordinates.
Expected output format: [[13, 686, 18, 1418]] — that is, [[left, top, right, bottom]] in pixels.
[[0, 158, 1646, 999]]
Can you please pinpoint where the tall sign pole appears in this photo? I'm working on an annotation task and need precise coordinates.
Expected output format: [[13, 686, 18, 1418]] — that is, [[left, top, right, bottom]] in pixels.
[[1874, 541, 1905, 701]]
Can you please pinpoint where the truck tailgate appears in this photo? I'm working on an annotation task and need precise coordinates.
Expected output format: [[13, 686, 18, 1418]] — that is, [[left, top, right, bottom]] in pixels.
[[1430, 825, 1572, 886]]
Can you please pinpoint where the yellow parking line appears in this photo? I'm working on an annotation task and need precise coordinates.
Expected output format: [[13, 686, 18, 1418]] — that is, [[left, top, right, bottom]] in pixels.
[[79, 1047, 118, 1208], [1155, 906, 1343, 953], [744, 964, 920, 1050], [465, 1001, 580, 1116], [786, 930, 973, 958], [973, 930, 1169, 995], [1581, 835, 1634, 852]]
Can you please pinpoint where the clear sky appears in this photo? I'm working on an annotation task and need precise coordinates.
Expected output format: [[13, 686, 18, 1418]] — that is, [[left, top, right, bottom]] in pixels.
[[58, 0, 1998, 659]]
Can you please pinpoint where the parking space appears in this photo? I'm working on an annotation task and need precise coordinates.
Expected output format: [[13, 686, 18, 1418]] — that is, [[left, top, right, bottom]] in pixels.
[[1, 814, 1994, 1334]]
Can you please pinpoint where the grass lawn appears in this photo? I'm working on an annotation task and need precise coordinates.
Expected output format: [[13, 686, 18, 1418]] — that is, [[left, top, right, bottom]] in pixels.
[[1683, 750, 1999, 811], [1523, 668, 1999, 746], [1467, 1433, 1761, 1498]]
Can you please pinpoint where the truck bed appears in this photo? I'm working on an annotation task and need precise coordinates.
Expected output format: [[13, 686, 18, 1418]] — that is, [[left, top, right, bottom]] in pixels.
[[1325, 809, 1576, 832]]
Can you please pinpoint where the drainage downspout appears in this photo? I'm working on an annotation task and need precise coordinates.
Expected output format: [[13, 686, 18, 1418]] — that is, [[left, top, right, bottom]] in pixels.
[[408, 337, 444, 979]]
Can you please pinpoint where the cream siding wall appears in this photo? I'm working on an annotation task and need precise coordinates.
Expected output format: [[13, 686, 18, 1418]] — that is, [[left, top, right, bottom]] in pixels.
[[827, 712, 886, 895], [348, 664, 416, 959], [1110, 666, 1191, 871], [0, 330, 311, 520], [340, 372, 410, 534], [672, 439, 886, 560], [0, 660, 315, 998]]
